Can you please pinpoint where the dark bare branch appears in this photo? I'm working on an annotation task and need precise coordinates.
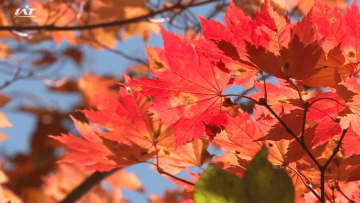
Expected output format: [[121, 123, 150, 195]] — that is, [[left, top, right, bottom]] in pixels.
[[0, 0, 221, 31], [59, 168, 120, 203]]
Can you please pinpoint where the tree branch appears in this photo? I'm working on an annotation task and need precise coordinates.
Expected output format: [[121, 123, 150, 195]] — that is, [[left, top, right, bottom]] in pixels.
[[319, 129, 348, 203], [322, 129, 348, 170], [59, 168, 120, 203], [258, 99, 322, 170], [0, 0, 221, 31], [0, 67, 34, 90], [300, 102, 309, 142]]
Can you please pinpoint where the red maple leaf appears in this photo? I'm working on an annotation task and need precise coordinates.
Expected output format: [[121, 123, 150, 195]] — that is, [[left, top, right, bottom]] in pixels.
[[127, 28, 231, 147]]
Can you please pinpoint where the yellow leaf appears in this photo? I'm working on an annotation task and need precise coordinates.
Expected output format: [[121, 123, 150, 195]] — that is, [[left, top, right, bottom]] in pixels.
[[106, 169, 143, 191], [0, 112, 12, 128]]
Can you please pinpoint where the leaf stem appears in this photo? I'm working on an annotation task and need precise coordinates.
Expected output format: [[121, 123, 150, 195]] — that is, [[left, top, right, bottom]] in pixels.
[[157, 167, 196, 186], [221, 94, 259, 104], [152, 140, 195, 186], [287, 79, 304, 103]]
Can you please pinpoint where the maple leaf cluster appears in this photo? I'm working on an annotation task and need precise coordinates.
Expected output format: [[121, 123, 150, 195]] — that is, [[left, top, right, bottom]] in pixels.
[[47, 0, 360, 202], [2, 0, 360, 202]]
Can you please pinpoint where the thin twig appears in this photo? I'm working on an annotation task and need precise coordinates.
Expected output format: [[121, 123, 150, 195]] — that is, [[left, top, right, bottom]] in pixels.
[[331, 183, 335, 203], [308, 97, 345, 109], [152, 136, 195, 186], [335, 183, 355, 203], [0, 68, 33, 90], [287, 79, 303, 104], [287, 166, 320, 200]]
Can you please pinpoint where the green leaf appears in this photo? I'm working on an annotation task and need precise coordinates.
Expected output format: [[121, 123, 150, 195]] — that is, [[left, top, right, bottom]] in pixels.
[[194, 146, 294, 203], [194, 164, 247, 203], [245, 146, 295, 203]]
